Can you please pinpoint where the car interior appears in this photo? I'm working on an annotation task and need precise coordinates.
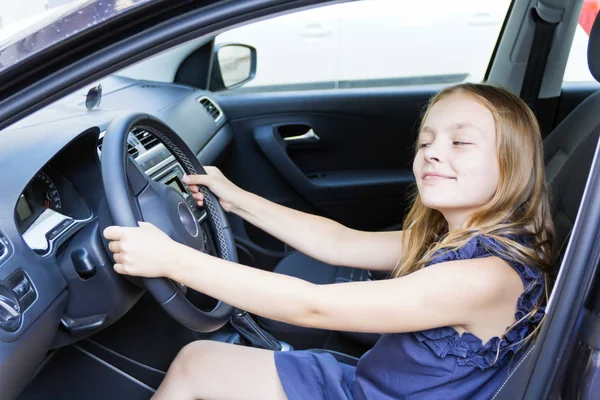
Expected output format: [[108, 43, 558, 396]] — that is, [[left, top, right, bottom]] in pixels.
[[0, 0, 599, 399]]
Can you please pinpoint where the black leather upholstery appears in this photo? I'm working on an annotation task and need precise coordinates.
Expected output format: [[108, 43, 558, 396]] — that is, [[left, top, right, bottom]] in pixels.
[[544, 10, 600, 251], [546, 114, 600, 256]]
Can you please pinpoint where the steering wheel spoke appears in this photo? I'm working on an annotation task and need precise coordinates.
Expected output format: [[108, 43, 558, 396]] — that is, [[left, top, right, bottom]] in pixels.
[[198, 222, 219, 257], [125, 156, 149, 196]]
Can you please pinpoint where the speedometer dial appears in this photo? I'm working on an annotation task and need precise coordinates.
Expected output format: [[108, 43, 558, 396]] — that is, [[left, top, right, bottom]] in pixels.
[[33, 172, 62, 211]]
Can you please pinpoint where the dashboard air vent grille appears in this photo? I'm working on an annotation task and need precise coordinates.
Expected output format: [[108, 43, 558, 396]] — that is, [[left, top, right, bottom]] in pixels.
[[97, 135, 140, 158], [131, 128, 159, 151], [199, 97, 222, 122], [127, 142, 139, 158]]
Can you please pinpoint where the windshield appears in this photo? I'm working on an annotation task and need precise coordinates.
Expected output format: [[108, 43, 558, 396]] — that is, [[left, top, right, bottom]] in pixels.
[[0, 0, 154, 74]]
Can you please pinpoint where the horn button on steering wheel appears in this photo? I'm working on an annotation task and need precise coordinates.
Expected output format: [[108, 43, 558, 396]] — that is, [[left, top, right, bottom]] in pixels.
[[163, 186, 203, 249], [139, 182, 206, 252], [178, 201, 199, 237]]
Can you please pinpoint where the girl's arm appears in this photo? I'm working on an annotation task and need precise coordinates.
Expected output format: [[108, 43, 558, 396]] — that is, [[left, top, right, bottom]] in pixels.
[[185, 169, 404, 271], [170, 246, 517, 333], [104, 223, 520, 334], [231, 189, 405, 271]]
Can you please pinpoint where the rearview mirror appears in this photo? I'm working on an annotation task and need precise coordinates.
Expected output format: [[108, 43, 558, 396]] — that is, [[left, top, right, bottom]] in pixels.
[[210, 44, 257, 91]]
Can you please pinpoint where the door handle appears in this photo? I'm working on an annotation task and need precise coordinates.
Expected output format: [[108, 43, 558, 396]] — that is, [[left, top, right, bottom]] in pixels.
[[283, 129, 320, 145], [254, 125, 327, 203]]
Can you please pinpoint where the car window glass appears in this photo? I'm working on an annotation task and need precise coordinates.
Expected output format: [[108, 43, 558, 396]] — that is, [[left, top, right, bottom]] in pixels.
[[215, 0, 513, 92]]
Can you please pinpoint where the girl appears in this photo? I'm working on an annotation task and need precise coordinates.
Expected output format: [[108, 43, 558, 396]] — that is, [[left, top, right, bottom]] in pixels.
[[103, 83, 555, 399]]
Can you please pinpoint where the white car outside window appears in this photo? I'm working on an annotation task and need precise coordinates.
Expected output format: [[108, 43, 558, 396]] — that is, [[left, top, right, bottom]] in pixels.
[[110, 0, 598, 89], [216, 0, 598, 91], [215, 0, 513, 90]]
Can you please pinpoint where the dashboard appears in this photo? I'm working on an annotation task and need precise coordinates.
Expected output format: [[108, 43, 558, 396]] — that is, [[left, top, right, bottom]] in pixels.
[[0, 75, 233, 396]]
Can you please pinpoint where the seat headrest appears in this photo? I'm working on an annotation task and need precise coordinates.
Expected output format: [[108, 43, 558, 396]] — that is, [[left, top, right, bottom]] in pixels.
[[589, 13, 600, 82]]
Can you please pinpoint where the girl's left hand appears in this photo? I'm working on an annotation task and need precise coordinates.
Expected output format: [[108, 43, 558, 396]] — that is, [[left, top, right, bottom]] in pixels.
[[103, 222, 182, 279]]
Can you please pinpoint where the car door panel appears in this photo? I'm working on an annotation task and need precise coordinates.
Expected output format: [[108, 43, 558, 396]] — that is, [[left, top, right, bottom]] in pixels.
[[253, 124, 412, 203], [216, 87, 439, 249]]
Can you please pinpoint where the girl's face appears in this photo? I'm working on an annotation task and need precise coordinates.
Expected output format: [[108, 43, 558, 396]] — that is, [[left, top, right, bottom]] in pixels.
[[413, 92, 500, 228]]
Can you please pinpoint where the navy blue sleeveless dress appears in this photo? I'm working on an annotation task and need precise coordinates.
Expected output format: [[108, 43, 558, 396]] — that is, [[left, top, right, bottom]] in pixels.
[[274, 235, 545, 399]]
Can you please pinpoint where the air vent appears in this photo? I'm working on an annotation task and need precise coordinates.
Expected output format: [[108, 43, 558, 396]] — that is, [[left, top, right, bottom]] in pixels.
[[0, 233, 9, 260], [127, 142, 139, 158], [131, 127, 159, 151], [198, 97, 223, 122], [97, 134, 140, 158]]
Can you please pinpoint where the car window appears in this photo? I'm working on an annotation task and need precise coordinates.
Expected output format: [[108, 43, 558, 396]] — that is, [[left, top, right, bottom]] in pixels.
[[563, 0, 600, 82], [215, 0, 513, 92]]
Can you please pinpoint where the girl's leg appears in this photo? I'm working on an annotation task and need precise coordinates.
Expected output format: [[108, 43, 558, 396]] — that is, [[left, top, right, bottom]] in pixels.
[[152, 340, 287, 400]]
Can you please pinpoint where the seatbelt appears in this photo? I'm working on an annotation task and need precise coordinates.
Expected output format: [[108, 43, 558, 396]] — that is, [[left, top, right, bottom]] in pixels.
[[520, 6, 560, 108]]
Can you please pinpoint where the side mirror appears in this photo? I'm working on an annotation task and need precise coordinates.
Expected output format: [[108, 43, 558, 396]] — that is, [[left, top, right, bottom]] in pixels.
[[210, 43, 257, 91]]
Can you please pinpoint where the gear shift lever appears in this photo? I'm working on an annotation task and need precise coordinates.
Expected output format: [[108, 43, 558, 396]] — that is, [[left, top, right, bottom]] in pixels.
[[230, 309, 291, 351]]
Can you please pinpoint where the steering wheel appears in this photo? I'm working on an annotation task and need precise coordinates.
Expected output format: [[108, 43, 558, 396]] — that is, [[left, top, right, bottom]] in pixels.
[[100, 112, 236, 332]]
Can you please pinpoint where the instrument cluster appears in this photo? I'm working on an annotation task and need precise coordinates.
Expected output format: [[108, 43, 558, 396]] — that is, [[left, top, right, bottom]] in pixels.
[[16, 166, 91, 255]]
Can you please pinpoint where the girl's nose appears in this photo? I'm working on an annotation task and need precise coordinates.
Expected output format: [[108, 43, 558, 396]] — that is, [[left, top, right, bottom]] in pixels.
[[423, 146, 441, 163]]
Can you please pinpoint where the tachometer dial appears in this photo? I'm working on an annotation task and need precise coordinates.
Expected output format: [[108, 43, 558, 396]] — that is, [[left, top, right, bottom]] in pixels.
[[33, 172, 62, 211]]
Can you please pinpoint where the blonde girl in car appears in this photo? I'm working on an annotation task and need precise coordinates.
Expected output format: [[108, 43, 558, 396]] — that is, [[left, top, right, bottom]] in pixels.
[[104, 83, 555, 399]]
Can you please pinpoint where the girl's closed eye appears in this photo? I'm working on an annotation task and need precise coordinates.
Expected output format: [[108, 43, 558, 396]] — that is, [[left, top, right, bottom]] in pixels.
[[419, 142, 431, 149], [453, 140, 472, 146]]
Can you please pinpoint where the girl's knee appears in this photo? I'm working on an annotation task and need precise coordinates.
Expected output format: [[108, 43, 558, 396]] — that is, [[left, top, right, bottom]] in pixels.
[[173, 340, 219, 373], [165, 341, 224, 396]]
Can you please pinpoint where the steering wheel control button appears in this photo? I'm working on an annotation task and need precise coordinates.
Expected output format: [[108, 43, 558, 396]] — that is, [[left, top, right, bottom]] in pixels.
[[185, 197, 196, 210], [178, 202, 199, 237], [197, 209, 208, 223]]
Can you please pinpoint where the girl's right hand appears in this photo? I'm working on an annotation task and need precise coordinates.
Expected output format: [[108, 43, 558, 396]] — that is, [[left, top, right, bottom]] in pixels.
[[181, 166, 244, 212]]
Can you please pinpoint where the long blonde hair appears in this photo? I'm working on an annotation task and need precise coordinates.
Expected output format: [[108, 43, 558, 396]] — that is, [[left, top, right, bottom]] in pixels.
[[395, 83, 555, 357]]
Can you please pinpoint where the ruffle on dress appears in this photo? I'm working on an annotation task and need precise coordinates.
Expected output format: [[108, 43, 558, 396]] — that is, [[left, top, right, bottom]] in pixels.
[[414, 235, 545, 370]]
